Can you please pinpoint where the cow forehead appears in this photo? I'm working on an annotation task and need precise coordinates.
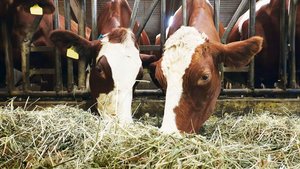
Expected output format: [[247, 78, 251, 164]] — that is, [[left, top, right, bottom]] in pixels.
[[96, 29, 140, 89], [162, 26, 207, 79]]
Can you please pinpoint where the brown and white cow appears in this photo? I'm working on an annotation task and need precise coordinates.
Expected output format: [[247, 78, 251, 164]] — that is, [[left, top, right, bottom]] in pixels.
[[50, 0, 153, 124], [227, 0, 299, 88], [151, 0, 263, 133]]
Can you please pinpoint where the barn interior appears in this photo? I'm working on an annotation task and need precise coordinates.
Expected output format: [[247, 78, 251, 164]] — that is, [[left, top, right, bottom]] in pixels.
[[57, 0, 243, 43], [1, 1, 300, 167], [0, 0, 299, 113]]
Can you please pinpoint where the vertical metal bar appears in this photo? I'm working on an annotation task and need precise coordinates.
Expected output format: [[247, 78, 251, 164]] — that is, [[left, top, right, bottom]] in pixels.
[[64, 0, 74, 91], [54, 0, 63, 92], [182, 0, 187, 26], [21, 16, 43, 92], [169, 0, 177, 16], [214, 0, 220, 33], [2, 21, 15, 93], [280, 0, 288, 89], [21, 40, 30, 92], [130, 0, 140, 30], [136, 0, 160, 39], [78, 0, 87, 90], [289, 0, 298, 88], [161, 0, 166, 48], [221, 0, 248, 44], [91, 0, 98, 40], [214, 0, 223, 88], [248, 0, 256, 89]]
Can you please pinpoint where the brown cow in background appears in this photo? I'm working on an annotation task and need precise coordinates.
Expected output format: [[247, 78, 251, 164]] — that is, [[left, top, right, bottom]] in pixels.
[[0, 0, 91, 89], [227, 0, 300, 88], [0, 0, 55, 87]]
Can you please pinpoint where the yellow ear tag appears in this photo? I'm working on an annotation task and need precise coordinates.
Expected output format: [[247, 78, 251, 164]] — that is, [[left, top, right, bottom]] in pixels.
[[66, 47, 79, 60], [30, 4, 43, 15]]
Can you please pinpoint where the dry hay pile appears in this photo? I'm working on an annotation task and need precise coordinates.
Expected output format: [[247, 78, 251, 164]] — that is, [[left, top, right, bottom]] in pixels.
[[0, 103, 300, 168]]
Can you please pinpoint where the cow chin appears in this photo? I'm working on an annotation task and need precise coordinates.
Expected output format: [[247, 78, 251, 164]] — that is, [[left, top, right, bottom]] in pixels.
[[97, 88, 134, 125]]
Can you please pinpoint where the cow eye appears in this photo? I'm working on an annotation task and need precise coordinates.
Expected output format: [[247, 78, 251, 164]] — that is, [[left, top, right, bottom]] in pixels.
[[95, 65, 102, 72], [200, 75, 209, 81], [197, 74, 210, 86]]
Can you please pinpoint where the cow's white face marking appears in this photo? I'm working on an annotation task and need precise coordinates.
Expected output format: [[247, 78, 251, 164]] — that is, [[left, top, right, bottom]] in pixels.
[[95, 29, 141, 125], [238, 0, 270, 34], [160, 26, 207, 133]]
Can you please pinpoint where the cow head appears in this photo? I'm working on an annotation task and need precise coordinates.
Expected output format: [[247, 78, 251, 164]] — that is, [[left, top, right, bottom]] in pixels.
[[50, 28, 143, 124], [0, 0, 55, 18], [155, 26, 263, 133]]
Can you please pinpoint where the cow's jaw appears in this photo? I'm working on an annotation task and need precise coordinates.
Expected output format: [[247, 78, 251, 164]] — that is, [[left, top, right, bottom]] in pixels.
[[160, 26, 207, 134], [96, 30, 140, 125]]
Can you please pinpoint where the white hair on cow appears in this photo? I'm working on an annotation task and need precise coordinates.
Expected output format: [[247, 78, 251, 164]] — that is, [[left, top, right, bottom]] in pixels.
[[238, 0, 271, 34], [160, 26, 207, 133], [96, 28, 141, 125]]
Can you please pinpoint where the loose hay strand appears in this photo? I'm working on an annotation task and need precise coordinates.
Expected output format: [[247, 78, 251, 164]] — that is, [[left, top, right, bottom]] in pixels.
[[0, 103, 300, 168]]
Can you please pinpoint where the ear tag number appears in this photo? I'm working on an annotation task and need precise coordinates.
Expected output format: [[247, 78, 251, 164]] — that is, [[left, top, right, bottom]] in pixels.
[[30, 4, 43, 15], [66, 47, 79, 60]]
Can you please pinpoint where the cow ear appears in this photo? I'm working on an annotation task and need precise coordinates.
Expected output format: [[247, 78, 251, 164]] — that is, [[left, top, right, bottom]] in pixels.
[[213, 36, 263, 67], [50, 30, 101, 61], [22, 0, 55, 14]]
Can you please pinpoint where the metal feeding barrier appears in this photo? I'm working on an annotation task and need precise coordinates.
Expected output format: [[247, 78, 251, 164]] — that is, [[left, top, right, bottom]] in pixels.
[[219, 0, 300, 96], [0, 0, 300, 100]]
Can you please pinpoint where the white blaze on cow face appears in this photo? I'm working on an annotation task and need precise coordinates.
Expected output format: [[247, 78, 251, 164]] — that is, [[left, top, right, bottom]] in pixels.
[[160, 26, 207, 133], [238, 0, 270, 34], [95, 29, 141, 125]]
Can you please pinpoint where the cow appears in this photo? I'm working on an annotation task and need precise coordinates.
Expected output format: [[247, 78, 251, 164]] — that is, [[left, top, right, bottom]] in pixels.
[[0, 0, 55, 18], [227, 0, 299, 88], [0, 0, 91, 89], [0, 0, 55, 87], [50, 0, 154, 124], [149, 0, 263, 133]]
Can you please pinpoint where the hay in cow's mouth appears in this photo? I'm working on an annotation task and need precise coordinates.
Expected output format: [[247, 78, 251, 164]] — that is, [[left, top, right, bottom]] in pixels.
[[0, 101, 300, 168]]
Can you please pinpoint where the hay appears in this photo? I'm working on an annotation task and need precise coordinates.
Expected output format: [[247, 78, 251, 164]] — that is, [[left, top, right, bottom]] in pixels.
[[0, 102, 300, 168]]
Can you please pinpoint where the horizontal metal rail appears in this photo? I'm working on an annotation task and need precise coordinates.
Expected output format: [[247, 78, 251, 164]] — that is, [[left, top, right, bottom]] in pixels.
[[139, 45, 161, 51], [133, 88, 300, 97], [0, 90, 90, 98]]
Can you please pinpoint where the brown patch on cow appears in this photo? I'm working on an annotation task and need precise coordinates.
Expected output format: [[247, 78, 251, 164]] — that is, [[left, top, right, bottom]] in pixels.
[[174, 45, 221, 133], [89, 55, 114, 111], [90, 56, 114, 96], [108, 28, 139, 49], [108, 28, 127, 43], [155, 59, 167, 91]]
